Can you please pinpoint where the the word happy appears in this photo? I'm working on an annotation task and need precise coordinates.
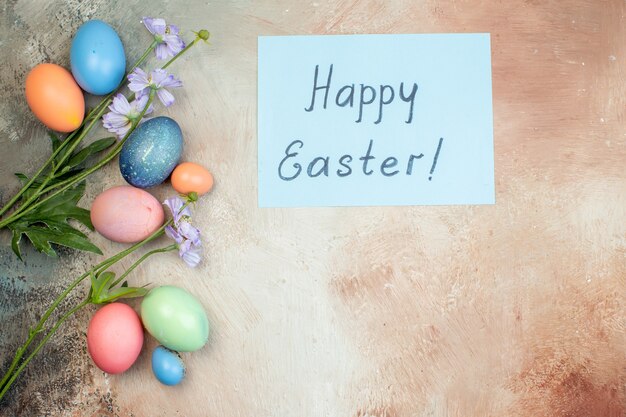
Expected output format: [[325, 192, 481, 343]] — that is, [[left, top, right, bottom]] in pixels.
[[304, 64, 418, 124]]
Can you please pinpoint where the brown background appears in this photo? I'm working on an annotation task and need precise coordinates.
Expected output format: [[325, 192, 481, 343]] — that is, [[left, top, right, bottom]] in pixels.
[[0, 0, 624, 416]]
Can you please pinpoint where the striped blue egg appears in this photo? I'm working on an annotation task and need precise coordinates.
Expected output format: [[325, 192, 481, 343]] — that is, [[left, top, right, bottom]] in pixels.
[[70, 20, 126, 95], [151, 346, 185, 386], [119, 117, 183, 188]]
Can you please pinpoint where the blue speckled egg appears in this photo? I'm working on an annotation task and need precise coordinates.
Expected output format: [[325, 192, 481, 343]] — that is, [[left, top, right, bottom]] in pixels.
[[152, 346, 185, 386], [119, 117, 183, 188], [70, 20, 126, 95]]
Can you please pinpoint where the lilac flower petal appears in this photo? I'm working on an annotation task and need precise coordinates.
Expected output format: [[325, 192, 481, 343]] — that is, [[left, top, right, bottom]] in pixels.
[[128, 67, 149, 82], [158, 73, 183, 89], [102, 112, 128, 128], [127, 68, 150, 93], [163, 196, 191, 224], [156, 88, 176, 107], [168, 24, 180, 35], [179, 221, 201, 246], [155, 43, 171, 60], [143, 17, 166, 35], [104, 125, 130, 139], [179, 240, 202, 268], [143, 17, 185, 60], [142, 17, 156, 34], [165, 225, 184, 244], [133, 88, 149, 100], [130, 95, 154, 116], [128, 81, 149, 94], [150, 69, 168, 85], [163, 34, 185, 52], [109, 93, 131, 115]]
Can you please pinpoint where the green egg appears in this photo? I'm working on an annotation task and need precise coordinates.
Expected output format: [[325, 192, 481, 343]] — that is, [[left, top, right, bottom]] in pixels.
[[141, 286, 209, 352]]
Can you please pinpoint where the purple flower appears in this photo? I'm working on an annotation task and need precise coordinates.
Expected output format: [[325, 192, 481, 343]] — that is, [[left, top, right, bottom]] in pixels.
[[164, 196, 202, 268], [102, 93, 153, 139], [142, 17, 185, 60], [164, 197, 191, 223], [127, 68, 182, 107]]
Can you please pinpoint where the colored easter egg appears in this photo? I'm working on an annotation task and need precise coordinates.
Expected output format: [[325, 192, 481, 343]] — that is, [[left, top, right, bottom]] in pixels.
[[70, 20, 126, 95], [171, 162, 214, 196], [90, 185, 164, 243], [25, 63, 85, 132], [87, 303, 143, 374], [151, 346, 186, 386], [119, 117, 183, 188], [141, 286, 209, 352]]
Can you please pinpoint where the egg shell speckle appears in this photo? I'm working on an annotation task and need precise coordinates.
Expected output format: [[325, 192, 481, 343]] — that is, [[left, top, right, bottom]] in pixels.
[[90, 185, 164, 243], [70, 20, 126, 95], [87, 303, 143, 374], [120, 117, 183, 188]]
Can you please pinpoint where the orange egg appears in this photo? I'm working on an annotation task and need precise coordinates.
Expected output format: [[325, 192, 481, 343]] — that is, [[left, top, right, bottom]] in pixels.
[[25, 63, 85, 132], [171, 162, 214, 196]]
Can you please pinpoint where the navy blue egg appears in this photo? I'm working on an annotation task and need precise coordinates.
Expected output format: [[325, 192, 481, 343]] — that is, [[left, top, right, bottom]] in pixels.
[[152, 346, 185, 386], [119, 117, 183, 188], [70, 20, 126, 95]]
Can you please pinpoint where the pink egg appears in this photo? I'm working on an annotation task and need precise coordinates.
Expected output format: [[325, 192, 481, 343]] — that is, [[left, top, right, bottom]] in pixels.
[[91, 185, 164, 243], [87, 303, 144, 374]]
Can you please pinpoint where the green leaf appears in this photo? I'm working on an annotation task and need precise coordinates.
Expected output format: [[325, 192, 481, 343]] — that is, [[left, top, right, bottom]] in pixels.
[[49, 132, 62, 152], [8, 134, 116, 258], [104, 286, 149, 302], [14, 173, 38, 201], [90, 271, 149, 304], [48, 132, 69, 169], [67, 137, 116, 168], [23, 182, 93, 230], [11, 229, 23, 261], [9, 225, 101, 257], [8, 182, 101, 257], [91, 271, 116, 301]]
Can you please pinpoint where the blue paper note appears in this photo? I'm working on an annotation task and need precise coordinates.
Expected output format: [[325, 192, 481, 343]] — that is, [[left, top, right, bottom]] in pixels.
[[258, 34, 494, 207]]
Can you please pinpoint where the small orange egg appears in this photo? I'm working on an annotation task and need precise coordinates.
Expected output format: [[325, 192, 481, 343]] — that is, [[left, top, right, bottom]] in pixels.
[[171, 162, 214, 196], [25, 63, 85, 132]]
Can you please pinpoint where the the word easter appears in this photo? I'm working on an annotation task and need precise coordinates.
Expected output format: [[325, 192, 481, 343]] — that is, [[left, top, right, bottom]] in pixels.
[[304, 64, 418, 124], [278, 138, 444, 181]]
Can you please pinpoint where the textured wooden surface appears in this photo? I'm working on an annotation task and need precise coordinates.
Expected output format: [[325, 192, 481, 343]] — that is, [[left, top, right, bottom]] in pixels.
[[0, 0, 625, 416]]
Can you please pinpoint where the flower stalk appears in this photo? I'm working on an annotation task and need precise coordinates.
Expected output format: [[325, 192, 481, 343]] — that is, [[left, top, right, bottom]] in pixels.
[[0, 196, 195, 401], [0, 32, 207, 235]]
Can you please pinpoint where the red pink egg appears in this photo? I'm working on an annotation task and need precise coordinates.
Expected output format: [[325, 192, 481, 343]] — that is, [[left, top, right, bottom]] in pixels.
[[87, 303, 143, 374], [90, 185, 164, 243]]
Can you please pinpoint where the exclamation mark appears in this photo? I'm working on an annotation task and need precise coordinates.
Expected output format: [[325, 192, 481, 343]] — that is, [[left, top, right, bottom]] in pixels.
[[428, 137, 444, 181]]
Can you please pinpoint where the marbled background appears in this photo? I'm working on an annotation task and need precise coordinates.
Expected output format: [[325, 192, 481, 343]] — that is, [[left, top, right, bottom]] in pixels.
[[0, 0, 624, 416]]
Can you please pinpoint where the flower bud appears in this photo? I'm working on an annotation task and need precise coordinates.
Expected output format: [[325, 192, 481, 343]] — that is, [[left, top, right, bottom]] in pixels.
[[196, 30, 210, 42]]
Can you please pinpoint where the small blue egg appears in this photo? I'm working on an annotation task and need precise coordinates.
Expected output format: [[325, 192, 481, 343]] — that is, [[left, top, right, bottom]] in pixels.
[[119, 117, 183, 188], [70, 20, 126, 95], [151, 346, 185, 386]]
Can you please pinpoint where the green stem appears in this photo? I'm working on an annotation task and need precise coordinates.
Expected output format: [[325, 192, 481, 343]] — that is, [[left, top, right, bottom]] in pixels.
[[0, 41, 157, 220], [0, 91, 155, 230], [0, 271, 88, 390], [111, 244, 177, 287], [0, 220, 168, 391], [0, 35, 204, 228], [0, 299, 89, 401], [0, 130, 77, 218], [5, 42, 159, 220], [161, 38, 198, 70], [6, 106, 109, 220]]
